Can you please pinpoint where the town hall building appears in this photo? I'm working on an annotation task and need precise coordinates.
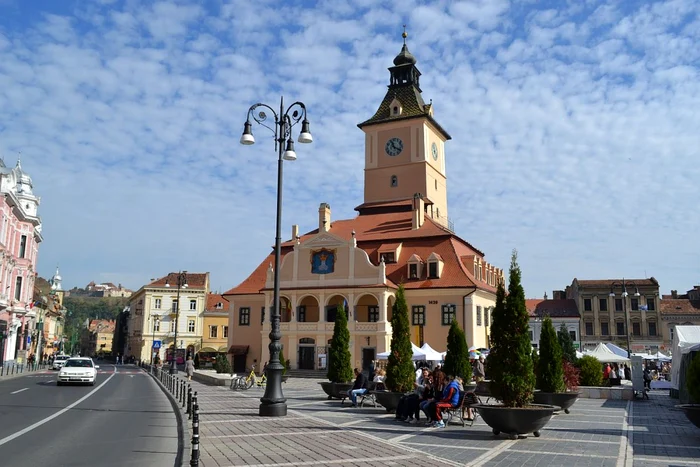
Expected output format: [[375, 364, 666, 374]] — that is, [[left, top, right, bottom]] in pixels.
[[223, 35, 504, 374]]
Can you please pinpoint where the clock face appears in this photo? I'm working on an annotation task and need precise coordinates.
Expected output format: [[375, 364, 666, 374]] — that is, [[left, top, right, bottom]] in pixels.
[[431, 142, 439, 161], [385, 137, 404, 156]]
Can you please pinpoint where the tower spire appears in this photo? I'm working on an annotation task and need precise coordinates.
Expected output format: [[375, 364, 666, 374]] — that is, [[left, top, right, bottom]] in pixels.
[[402, 24, 407, 45]]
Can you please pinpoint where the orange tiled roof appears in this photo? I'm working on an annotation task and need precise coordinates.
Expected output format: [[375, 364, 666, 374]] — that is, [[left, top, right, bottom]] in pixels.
[[148, 272, 208, 289], [89, 319, 116, 333], [525, 299, 580, 318], [660, 299, 700, 315], [224, 210, 496, 295], [206, 293, 229, 311]]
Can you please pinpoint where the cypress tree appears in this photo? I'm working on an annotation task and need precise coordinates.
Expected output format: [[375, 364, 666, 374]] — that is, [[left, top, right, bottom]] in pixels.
[[537, 316, 565, 393], [488, 250, 536, 407], [384, 285, 415, 393], [557, 323, 578, 364], [444, 319, 471, 380], [326, 303, 353, 383]]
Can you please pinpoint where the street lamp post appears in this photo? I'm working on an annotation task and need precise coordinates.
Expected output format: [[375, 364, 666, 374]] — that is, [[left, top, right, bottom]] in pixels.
[[240, 96, 313, 417], [609, 279, 640, 358], [166, 271, 188, 374]]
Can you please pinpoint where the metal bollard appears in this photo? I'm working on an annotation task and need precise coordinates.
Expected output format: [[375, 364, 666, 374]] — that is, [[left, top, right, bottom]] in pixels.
[[181, 381, 186, 407], [187, 385, 192, 415], [190, 399, 200, 466]]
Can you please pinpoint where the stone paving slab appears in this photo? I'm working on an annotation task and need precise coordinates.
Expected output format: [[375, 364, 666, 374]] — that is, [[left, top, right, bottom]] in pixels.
[[182, 379, 700, 467]]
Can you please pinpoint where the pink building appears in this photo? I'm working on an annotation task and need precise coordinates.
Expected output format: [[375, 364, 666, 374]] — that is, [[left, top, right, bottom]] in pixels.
[[0, 158, 42, 365]]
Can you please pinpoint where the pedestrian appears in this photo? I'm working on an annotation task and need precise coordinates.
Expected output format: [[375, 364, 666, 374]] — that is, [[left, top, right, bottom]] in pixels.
[[473, 355, 486, 382], [185, 356, 195, 381]]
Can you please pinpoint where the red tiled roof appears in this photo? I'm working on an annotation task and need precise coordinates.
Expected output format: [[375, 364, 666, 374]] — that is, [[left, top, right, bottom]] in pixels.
[[526, 299, 580, 318], [206, 293, 229, 311], [224, 211, 496, 295], [89, 319, 116, 333], [659, 299, 700, 315], [574, 278, 659, 288], [148, 272, 209, 289]]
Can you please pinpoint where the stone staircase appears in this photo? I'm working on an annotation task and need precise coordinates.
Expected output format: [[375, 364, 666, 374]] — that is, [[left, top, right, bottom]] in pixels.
[[286, 369, 325, 379]]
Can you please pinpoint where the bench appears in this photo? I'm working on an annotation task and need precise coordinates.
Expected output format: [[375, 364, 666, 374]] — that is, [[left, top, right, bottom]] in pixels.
[[443, 391, 480, 427], [359, 381, 385, 408]]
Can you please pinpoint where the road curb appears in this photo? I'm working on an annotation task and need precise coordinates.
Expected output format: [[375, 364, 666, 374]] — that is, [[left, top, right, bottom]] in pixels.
[[142, 367, 191, 467], [0, 367, 53, 383]]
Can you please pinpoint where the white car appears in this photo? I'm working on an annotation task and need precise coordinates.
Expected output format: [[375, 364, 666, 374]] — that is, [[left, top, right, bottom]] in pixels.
[[57, 357, 99, 386], [52, 355, 70, 370]]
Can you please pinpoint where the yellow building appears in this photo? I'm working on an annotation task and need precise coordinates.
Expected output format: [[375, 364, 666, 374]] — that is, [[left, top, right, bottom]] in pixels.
[[127, 272, 209, 363], [223, 36, 504, 374], [80, 319, 116, 356], [198, 293, 230, 368]]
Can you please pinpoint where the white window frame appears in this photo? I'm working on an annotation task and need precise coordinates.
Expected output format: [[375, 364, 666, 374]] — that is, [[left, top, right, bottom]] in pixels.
[[170, 320, 176, 332], [223, 325, 229, 338], [188, 319, 195, 333], [189, 299, 197, 310], [154, 298, 162, 309], [209, 325, 218, 338]]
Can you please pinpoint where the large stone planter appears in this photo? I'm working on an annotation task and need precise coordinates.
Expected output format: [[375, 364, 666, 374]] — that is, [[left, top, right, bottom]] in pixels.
[[474, 404, 559, 439], [533, 392, 580, 414], [374, 390, 405, 413], [677, 404, 700, 429], [319, 381, 352, 399]]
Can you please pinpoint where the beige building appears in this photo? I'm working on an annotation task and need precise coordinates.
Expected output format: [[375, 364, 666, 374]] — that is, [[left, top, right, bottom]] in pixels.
[[80, 319, 115, 356], [199, 293, 229, 367], [567, 278, 662, 352], [660, 286, 700, 352], [127, 272, 209, 363], [224, 38, 504, 375], [526, 295, 580, 349]]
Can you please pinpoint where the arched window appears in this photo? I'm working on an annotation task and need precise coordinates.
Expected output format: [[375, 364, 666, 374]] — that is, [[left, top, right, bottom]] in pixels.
[[391, 175, 398, 187]]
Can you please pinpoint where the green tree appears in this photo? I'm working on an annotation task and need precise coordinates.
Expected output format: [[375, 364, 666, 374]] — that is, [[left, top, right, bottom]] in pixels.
[[444, 319, 471, 380], [214, 354, 231, 374], [686, 352, 700, 403], [537, 316, 565, 393], [578, 355, 603, 386], [488, 250, 536, 407], [557, 323, 578, 364], [384, 285, 415, 393], [326, 303, 353, 383]]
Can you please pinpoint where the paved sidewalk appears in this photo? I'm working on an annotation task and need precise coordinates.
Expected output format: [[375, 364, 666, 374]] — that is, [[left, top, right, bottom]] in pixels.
[[185, 378, 699, 467]]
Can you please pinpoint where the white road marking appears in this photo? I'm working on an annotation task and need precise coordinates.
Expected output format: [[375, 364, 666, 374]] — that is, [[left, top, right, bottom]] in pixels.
[[617, 399, 633, 467], [10, 388, 28, 394], [466, 439, 519, 467], [0, 372, 116, 447]]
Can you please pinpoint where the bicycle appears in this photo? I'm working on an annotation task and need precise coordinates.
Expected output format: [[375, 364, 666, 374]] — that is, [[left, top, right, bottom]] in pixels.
[[230, 366, 266, 390]]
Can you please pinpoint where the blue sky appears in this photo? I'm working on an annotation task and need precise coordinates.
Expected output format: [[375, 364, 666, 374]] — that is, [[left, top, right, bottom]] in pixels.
[[0, 0, 698, 297]]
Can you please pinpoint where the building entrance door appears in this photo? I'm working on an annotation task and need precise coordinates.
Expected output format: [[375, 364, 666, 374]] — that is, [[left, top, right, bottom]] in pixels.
[[362, 348, 375, 374], [232, 354, 247, 373], [298, 346, 315, 370]]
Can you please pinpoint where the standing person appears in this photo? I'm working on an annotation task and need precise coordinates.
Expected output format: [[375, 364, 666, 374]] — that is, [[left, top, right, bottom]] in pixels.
[[185, 356, 195, 381], [346, 368, 368, 408], [474, 355, 485, 382]]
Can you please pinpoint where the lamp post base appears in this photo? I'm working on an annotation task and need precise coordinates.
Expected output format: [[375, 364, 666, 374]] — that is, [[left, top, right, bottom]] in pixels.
[[258, 401, 288, 417], [259, 367, 287, 417]]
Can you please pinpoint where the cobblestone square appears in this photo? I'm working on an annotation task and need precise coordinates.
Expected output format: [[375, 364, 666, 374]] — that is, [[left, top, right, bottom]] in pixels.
[[182, 378, 700, 467]]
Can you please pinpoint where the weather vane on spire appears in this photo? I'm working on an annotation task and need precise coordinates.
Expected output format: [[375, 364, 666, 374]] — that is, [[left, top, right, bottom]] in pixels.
[[402, 24, 407, 44]]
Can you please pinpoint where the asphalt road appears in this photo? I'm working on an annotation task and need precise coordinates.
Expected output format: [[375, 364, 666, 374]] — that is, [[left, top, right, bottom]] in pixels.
[[0, 364, 180, 467]]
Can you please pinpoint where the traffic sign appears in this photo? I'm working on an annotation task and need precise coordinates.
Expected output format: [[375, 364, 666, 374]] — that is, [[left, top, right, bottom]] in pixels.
[[152, 340, 161, 349]]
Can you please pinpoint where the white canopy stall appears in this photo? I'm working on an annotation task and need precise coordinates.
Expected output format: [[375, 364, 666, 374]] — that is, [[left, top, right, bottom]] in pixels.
[[377, 343, 426, 361], [419, 343, 445, 362], [670, 325, 700, 399], [585, 343, 631, 363]]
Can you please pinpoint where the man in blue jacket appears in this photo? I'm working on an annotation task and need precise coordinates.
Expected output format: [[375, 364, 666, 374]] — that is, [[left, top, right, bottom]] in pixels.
[[346, 368, 367, 408], [429, 375, 460, 428]]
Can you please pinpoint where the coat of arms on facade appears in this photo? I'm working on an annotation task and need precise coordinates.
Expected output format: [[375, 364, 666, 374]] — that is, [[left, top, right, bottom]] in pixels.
[[311, 248, 336, 274]]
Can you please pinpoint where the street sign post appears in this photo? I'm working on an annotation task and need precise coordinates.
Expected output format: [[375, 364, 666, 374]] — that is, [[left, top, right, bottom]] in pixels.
[[152, 340, 161, 349]]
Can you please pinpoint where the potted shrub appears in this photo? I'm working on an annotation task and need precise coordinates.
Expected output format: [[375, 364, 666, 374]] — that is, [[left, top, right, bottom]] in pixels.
[[533, 316, 579, 414], [444, 319, 473, 390], [677, 351, 700, 429], [557, 323, 578, 364], [577, 355, 603, 387], [375, 285, 414, 413], [214, 354, 231, 374], [320, 303, 353, 399], [474, 251, 559, 439]]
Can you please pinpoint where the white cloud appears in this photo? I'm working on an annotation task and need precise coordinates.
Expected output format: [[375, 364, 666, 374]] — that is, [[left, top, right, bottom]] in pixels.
[[0, 0, 698, 296]]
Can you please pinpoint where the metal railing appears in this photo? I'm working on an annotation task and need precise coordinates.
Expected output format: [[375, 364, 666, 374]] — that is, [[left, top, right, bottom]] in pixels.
[[141, 362, 199, 466]]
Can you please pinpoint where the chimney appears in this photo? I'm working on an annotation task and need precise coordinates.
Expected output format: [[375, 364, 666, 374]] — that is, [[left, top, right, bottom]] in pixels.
[[671, 290, 678, 299], [318, 203, 331, 232], [291, 224, 299, 240], [552, 290, 566, 300], [544, 292, 548, 300], [411, 193, 425, 230]]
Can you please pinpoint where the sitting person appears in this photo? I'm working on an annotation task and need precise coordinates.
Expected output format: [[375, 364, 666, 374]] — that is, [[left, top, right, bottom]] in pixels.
[[373, 368, 386, 390], [346, 368, 367, 408], [427, 374, 460, 428], [421, 369, 446, 425], [395, 368, 429, 421]]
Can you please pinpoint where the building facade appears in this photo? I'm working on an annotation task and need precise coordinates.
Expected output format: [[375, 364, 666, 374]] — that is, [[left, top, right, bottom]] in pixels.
[[30, 278, 66, 360], [85, 281, 133, 298], [224, 37, 504, 375], [0, 158, 43, 365], [660, 286, 700, 352], [526, 296, 580, 349], [127, 272, 209, 363], [567, 278, 662, 352], [201, 294, 229, 354], [80, 319, 116, 357]]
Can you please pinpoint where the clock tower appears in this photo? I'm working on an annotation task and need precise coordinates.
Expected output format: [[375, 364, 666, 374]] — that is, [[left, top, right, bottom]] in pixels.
[[357, 30, 452, 226]]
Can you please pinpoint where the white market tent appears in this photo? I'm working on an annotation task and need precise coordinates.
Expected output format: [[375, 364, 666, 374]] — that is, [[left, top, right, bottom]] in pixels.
[[670, 325, 700, 390], [605, 343, 630, 358], [586, 343, 631, 363], [377, 343, 426, 361], [633, 351, 672, 362], [419, 343, 445, 362]]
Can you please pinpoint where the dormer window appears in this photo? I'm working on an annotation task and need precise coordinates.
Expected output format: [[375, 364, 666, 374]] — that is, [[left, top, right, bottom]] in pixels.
[[215, 302, 223, 310], [391, 175, 398, 187], [380, 252, 395, 263], [427, 252, 444, 279], [389, 98, 403, 116], [407, 254, 424, 280]]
